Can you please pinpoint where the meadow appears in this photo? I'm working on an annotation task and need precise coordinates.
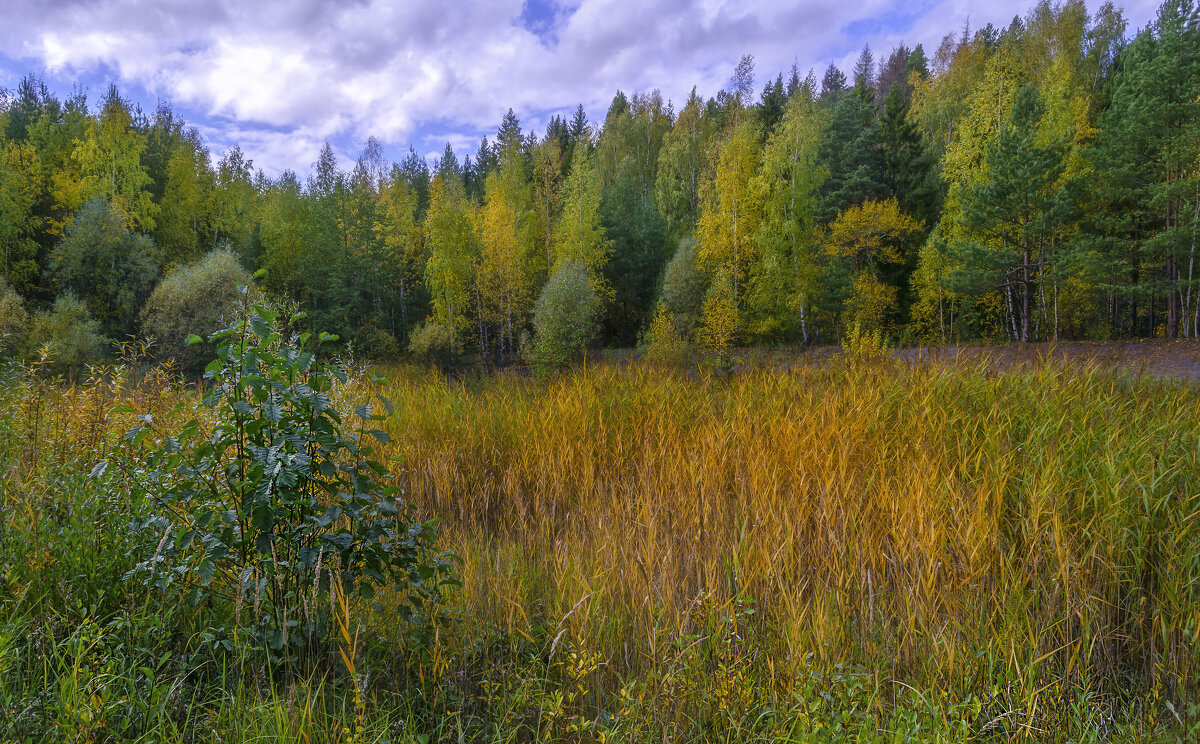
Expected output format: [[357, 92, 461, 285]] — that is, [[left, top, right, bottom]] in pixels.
[[1, 344, 1199, 742]]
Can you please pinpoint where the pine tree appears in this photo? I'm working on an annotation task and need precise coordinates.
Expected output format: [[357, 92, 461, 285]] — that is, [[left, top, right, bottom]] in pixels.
[[951, 84, 1073, 342], [1087, 0, 1200, 337], [820, 64, 847, 100]]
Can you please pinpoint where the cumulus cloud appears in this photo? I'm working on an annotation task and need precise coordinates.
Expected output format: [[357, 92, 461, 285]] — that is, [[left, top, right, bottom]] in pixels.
[[0, 0, 1163, 174]]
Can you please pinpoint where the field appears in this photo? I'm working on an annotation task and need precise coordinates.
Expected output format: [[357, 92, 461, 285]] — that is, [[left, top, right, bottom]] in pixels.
[[2, 342, 1199, 742]]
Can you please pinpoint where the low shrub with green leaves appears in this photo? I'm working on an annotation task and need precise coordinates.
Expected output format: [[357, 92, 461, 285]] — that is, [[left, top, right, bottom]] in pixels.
[[406, 320, 460, 371], [528, 260, 598, 375], [0, 278, 27, 350], [112, 298, 457, 660], [29, 293, 107, 375]]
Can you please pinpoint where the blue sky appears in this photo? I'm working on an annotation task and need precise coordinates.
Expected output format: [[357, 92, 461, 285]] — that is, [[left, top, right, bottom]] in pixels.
[[0, 0, 1162, 178]]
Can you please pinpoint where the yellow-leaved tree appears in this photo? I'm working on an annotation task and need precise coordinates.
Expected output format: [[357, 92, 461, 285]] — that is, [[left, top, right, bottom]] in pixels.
[[824, 198, 921, 332], [64, 85, 157, 232], [695, 118, 761, 342], [551, 133, 608, 277]]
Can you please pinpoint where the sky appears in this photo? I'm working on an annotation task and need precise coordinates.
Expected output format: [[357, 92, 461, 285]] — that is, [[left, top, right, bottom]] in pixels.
[[0, 0, 1164, 179]]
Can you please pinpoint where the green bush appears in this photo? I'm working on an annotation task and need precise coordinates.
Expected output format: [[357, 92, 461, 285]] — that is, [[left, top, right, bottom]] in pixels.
[[29, 294, 107, 374], [114, 301, 456, 660], [528, 260, 598, 375], [639, 302, 690, 366], [658, 238, 708, 339], [139, 248, 252, 376], [354, 325, 402, 362], [0, 278, 28, 350], [407, 320, 461, 372]]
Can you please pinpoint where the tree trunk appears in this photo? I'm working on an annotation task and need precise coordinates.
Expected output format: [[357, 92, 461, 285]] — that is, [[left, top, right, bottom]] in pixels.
[[1021, 246, 1032, 343]]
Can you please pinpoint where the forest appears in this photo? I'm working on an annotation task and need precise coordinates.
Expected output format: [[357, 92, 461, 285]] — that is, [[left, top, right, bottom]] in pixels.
[[2, 0, 1198, 373]]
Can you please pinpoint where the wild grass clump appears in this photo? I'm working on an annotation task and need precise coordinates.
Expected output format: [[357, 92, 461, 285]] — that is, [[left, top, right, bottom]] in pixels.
[[1, 347, 1198, 741]]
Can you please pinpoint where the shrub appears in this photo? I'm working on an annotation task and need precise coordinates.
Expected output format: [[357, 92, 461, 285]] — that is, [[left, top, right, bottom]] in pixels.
[[29, 294, 107, 375], [114, 302, 457, 659], [354, 326, 402, 361], [0, 278, 28, 350], [841, 321, 892, 362], [528, 260, 598, 375], [696, 272, 738, 355], [659, 238, 709, 338], [639, 302, 690, 366], [408, 321, 461, 372], [139, 248, 252, 376], [845, 271, 898, 335]]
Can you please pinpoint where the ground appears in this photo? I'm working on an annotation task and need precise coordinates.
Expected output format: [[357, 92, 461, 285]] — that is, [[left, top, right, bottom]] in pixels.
[[891, 338, 1200, 382]]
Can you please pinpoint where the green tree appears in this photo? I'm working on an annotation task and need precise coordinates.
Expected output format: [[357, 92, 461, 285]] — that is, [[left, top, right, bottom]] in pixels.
[[655, 89, 713, 240], [156, 127, 214, 267], [211, 145, 258, 257], [748, 94, 828, 342], [375, 165, 427, 337], [51, 198, 160, 338], [0, 137, 44, 293], [552, 135, 609, 276], [816, 83, 889, 224], [29, 293, 106, 374], [1087, 0, 1200, 337], [658, 238, 709, 338], [423, 174, 475, 348], [949, 84, 1073, 342], [528, 259, 598, 375]]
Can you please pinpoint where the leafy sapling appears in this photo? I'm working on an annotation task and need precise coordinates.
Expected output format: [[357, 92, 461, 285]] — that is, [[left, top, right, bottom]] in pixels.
[[109, 286, 456, 660]]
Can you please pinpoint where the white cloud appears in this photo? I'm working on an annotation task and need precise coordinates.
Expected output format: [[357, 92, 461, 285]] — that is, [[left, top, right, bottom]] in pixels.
[[0, 0, 1164, 175]]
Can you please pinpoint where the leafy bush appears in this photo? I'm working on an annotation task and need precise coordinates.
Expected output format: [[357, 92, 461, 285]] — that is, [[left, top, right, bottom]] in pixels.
[[354, 325, 401, 362], [639, 302, 690, 366], [0, 278, 28, 350], [29, 294, 107, 374], [659, 238, 708, 338], [528, 260, 598, 375], [139, 248, 252, 376], [114, 301, 456, 659], [696, 272, 738, 354], [840, 321, 892, 362], [407, 320, 461, 371]]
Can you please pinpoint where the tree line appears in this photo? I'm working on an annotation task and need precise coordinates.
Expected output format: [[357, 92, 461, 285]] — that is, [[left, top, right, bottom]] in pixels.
[[1, 0, 1198, 373]]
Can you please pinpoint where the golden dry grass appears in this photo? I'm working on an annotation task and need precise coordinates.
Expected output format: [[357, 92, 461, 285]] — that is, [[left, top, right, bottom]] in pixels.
[[378, 357, 1200, 700]]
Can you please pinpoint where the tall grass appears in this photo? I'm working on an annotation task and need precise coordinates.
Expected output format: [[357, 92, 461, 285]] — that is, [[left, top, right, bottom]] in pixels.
[[379, 356, 1200, 737], [1, 350, 1198, 741]]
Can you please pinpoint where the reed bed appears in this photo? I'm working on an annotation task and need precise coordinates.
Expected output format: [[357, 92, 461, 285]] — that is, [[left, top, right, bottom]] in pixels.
[[378, 357, 1200, 736], [1, 351, 1198, 741]]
